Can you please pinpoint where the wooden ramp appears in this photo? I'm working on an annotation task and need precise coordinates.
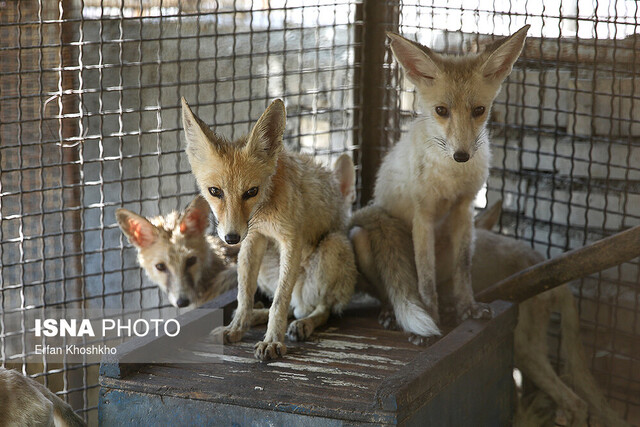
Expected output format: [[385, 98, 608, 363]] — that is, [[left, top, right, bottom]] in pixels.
[[99, 293, 516, 426]]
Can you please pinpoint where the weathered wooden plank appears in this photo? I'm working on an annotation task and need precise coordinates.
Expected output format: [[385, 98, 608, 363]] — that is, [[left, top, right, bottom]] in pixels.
[[100, 288, 237, 379], [100, 297, 516, 425], [477, 224, 640, 303], [374, 301, 516, 414]]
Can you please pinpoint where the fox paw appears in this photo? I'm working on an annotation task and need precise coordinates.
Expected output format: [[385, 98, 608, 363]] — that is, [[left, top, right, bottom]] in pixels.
[[378, 308, 399, 330], [212, 326, 245, 344], [408, 334, 439, 346], [459, 302, 493, 322], [254, 341, 287, 361], [286, 320, 313, 342]]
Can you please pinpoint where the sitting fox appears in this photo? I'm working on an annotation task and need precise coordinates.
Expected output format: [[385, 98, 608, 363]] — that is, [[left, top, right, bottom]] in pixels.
[[351, 25, 530, 341]]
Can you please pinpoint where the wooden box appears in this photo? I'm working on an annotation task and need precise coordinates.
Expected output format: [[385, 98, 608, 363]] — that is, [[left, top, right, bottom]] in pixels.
[[99, 292, 516, 426]]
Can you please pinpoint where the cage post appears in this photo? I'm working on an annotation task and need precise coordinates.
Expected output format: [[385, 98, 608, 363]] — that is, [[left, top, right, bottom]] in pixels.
[[353, 0, 399, 205], [59, 0, 83, 307], [59, 0, 85, 411]]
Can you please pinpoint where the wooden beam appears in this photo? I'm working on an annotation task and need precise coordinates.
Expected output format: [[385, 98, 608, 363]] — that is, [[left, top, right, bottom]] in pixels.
[[476, 224, 640, 304]]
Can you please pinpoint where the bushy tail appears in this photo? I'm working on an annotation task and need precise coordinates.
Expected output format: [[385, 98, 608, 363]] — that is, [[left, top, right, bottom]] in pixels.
[[558, 286, 629, 427], [350, 205, 440, 337]]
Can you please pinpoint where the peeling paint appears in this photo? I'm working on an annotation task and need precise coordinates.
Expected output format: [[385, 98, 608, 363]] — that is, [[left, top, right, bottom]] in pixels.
[[316, 332, 377, 341], [295, 349, 406, 366], [271, 370, 310, 381], [269, 362, 381, 379], [315, 339, 396, 351], [197, 373, 224, 379], [317, 376, 369, 390]]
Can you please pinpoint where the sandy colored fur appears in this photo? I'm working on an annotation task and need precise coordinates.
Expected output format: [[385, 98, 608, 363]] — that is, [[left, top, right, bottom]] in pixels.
[[367, 27, 529, 328], [0, 368, 85, 427], [183, 99, 357, 361], [116, 196, 236, 308]]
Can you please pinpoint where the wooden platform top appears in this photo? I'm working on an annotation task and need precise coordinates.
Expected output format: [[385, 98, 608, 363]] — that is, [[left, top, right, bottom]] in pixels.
[[100, 293, 516, 425]]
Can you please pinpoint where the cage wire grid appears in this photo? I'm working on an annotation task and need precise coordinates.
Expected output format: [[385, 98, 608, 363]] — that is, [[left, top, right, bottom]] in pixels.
[[1, 0, 639, 424]]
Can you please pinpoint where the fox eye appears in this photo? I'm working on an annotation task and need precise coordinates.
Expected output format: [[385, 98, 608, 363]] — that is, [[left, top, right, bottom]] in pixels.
[[186, 256, 197, 267], [473, 106, 485, 117], [435, 106, 449, 117], [156, 263, 167, 272], [208, 187, 223, 199], [243, 187, 259, 200]]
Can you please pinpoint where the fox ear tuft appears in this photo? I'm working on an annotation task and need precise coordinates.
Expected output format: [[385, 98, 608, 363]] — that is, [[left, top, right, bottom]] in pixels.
[[387, 32, 441, 85], [480, 25, 529, 81], [245, 99, 286, 158], [180, 196, 210, 236], [332, 154, 356, 203], [115, 209, 158, 249]]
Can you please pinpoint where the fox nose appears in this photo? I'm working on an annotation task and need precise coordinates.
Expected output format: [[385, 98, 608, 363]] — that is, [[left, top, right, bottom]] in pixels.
[[225, 233, 241, 245], [176, 297, 190, 308], [453, 151, 470, 163]]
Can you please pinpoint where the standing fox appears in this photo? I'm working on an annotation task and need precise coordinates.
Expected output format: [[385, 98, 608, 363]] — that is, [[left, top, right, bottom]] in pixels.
[[351, 26, 530, 339], [116, 154, 356, 320], [182, 98, 357, 361]]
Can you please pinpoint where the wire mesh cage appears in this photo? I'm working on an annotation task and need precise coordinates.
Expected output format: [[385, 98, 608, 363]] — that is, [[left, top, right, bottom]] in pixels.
[[1, 0, 639, 424]]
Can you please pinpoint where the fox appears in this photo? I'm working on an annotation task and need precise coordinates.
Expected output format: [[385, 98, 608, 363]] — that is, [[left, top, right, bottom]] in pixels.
[[0, 367, 86, 427], [352, 202, 628, 427], [116, 154, 356, 319], [351, 25, 530, 340], [181, 98, 357, 361], [115, 196, 238, 309]]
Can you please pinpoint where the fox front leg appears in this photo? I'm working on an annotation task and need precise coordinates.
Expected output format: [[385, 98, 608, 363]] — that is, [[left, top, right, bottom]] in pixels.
[[254, 238, 302, 361], [218, 233, 267, 344], [449, 198, 492, 323], [412, 208, 440, 324]]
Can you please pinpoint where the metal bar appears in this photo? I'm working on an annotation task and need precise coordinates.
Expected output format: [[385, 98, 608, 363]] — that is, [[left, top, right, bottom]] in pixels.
[[353, 0, 398, 205]]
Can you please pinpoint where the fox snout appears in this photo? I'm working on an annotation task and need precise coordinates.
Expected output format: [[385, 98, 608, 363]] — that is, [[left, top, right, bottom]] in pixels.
[[215, 220, 247, 246], [223, 233, 241, 245], [175, 296, 191, 308], [453, 151, 470, 163]]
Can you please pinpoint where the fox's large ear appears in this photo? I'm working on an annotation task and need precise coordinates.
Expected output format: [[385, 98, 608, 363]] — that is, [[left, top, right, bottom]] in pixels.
[[245, 99, 286, 158], [333, 154, 356, 203], [480, 25, 529, 81], [181, 97, 224, 161], [115, 209, 158, 249], [179, 196, 210, 236], [387, 32, 441, 85]]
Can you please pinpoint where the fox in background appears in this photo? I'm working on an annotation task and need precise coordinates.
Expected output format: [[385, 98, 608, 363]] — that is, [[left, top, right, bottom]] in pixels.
[[351, 25, 531, 342], [116, 196, 238, 309], [0, 367, 86, 427], [181, 98, 357, 361]]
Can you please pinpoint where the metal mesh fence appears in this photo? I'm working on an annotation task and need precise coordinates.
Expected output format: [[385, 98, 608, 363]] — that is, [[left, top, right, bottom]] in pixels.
[[2, 0, 639, 424], [1, 0, 358, 423]]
